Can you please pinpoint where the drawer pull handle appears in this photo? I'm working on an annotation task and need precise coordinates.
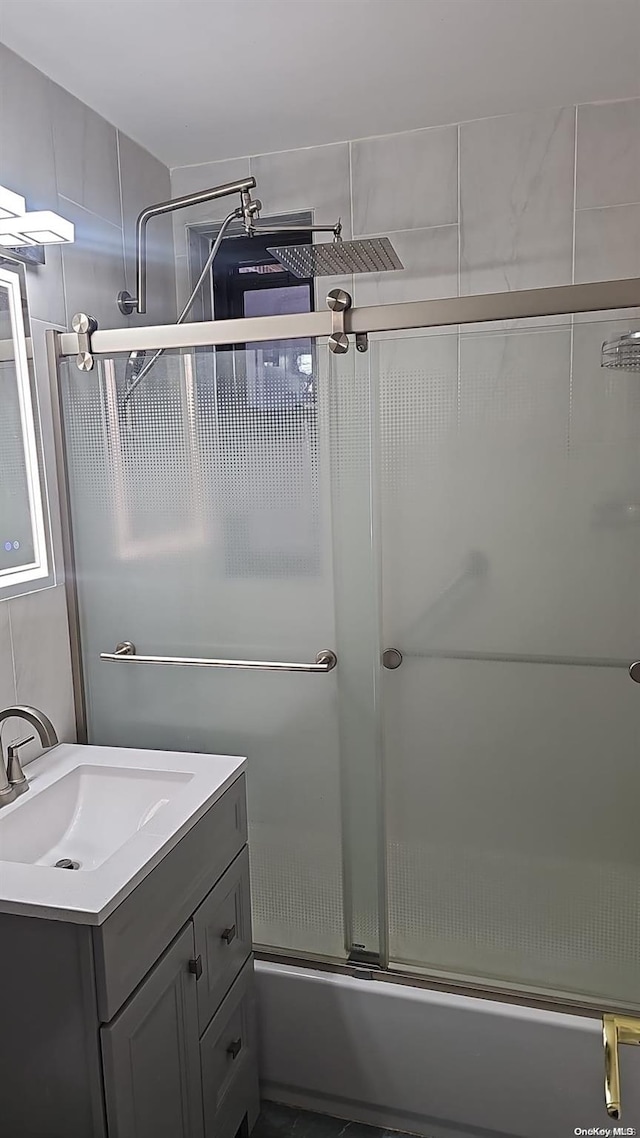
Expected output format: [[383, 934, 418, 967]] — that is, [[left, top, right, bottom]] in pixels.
[[221, 925, 237, 945], [188, 955, 203, 980], [227, 1038, 242, 1060]]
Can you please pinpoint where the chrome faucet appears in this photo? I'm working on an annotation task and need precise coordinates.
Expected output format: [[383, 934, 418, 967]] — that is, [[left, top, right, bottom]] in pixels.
[[0, 706, 59, 808]]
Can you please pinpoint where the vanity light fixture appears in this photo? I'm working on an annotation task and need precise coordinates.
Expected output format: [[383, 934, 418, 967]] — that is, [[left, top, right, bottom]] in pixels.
[[0, 209, 75, 247], [0, 184, 26, 220]]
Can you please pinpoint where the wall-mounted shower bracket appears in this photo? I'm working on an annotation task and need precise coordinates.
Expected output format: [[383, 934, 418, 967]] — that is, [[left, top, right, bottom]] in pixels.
[[71, 312, 98, 372], [327, 288, 352, 354], [603, 1014, 640, 1119]]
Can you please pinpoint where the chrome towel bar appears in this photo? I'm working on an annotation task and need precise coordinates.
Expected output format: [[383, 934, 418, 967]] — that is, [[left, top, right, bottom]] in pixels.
[[100, 641, 337, 673]]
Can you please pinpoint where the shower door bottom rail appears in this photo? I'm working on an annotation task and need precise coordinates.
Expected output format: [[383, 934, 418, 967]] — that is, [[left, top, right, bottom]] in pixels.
[[100, 641, 338, 672]]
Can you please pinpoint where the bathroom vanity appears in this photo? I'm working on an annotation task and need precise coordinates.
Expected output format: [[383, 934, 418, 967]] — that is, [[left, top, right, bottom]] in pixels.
[[0, 744, 259, 1138]]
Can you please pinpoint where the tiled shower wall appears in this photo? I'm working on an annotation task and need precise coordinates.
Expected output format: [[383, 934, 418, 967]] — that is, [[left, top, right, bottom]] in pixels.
[[171, 98, 639, 308], [0, 43, 176, 749]]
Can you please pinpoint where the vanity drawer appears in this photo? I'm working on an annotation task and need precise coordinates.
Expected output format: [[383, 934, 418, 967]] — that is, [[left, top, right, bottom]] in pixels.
[[194, 847, 252, 1033], [200, 959, 257, 1137], [94, 775, 247, 1022]]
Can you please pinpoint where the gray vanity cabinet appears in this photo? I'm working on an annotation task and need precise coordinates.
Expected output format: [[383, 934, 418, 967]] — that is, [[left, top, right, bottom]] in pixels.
[[0, 773, 260, 1138], [101, 925, 205, 1138], [193, 847, 252, 1033]]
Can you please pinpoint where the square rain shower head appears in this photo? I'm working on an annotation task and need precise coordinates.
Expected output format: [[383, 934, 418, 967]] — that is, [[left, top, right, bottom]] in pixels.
[[267, 236, 404, 279]]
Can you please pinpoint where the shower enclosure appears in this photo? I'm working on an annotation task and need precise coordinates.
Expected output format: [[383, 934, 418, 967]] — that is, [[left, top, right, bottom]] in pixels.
[[47, 277, 640, 1033]]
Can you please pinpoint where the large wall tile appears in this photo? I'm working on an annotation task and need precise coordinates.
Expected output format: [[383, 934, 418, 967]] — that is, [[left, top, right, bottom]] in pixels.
[[570, 316, 640, 447], [455, 329, 580, 658], [22, 247, 66, 328], [59, 197, 127, 328], [576, 99, 640, 210], [459, 327, 571, 445], [0, 604, 16, 709], [171, 155, 252, 252], [460, 108, 575, 294], [354, 225, 458, 307], [119, 131, 176, 326], [250, 143, 352, 236], [0, 47, 173, 741], [51, 81, 121, 226], [351, 126, 458, 235], [575, 203, 640, 283], [9, 585, 75, 753], [29, 318, 67, 575], [175, 254, 190, 316], [0, 44, 57, 210], [0, 44, 66, 326]]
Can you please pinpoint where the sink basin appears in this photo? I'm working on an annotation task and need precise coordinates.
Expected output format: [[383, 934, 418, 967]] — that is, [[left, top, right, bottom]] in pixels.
[[0, 765, 193, 869], [0, 743, 244, 923]]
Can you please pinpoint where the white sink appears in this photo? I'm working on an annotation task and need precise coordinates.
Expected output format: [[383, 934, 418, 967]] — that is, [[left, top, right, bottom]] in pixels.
[[0, 743, 244, 923], [0, 764, 194, 869]]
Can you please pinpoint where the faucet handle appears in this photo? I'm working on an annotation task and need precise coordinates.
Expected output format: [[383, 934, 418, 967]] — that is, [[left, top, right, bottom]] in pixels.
[[6, 734, 35, 796], [8, 734, 35, 752]]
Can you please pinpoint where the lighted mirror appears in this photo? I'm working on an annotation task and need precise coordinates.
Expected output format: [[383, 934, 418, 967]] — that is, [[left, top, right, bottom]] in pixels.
[[0, 264, 50, 593]]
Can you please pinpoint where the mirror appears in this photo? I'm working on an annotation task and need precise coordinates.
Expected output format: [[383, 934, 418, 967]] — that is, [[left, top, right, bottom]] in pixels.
[[0, 263, 50, 593]]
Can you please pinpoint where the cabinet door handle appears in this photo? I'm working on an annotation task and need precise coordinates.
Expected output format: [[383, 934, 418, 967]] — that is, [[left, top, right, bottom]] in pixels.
[[188, 955, 203, 979], [227, 1038, 242, 1060], [221, 924, 236, 945]]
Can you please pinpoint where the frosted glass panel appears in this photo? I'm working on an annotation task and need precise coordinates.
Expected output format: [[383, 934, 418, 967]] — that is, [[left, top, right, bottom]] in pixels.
[[379, 318, 640, 1006], [61, 348, 344, 956]]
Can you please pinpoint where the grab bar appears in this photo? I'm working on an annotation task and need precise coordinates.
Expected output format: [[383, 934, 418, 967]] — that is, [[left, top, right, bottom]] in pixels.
[[100, 641, 337, 672]]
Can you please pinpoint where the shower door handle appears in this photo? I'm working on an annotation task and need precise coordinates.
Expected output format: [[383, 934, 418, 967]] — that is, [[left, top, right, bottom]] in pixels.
[[382, 649, 403, 670], [603, 1014, 640, 1119], [629, 661, 640, 682], [100, 641, 337, 672]]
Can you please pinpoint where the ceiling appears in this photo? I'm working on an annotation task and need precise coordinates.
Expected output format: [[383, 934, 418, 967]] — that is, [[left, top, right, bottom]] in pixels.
[[1, 0, 639, 169]]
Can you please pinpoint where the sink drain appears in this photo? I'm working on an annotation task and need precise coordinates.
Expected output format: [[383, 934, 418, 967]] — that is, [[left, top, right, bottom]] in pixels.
[[54, 858, 80, 870]]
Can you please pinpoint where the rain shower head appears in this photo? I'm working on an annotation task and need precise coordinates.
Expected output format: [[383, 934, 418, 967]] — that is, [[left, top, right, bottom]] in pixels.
[[267, 236, 404, 279], [601, 330, 640, 370]]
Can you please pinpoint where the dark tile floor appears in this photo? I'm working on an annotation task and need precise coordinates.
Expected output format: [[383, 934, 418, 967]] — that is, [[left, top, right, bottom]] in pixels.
[[253, 1101, 414, 1138]]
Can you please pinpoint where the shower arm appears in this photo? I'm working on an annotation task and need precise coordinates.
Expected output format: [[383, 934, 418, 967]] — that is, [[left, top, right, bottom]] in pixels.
[[250, 220, 342, 239], [118, 176, 258, 316]]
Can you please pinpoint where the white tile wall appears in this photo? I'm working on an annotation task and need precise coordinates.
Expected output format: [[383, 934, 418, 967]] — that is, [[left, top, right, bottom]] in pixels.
[[250, 143, 352, 236], [60, 197, 127, 328], [460, 107, 576, 294], [575, 202, 640, 283], [173, 97, 639, 315], [52, 83, 122, 227], [351, 125, 458, 235], [171, 155, 252, 256], [118, 131, 176, 329], [576, 99, 640, 210], [353, 225, 458, 307], [0, 43, 175, 751]]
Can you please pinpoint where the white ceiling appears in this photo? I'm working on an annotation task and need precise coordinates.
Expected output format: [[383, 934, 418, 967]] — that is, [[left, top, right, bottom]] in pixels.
[[1, 0, 639, 169]]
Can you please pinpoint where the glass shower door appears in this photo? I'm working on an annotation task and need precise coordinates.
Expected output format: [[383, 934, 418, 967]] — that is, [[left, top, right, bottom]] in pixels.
[[61, 344, 345, 957], [378, 315, 640, 1008]]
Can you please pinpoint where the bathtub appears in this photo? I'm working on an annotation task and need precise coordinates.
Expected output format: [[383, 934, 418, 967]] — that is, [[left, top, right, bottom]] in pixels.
[[255, 961, 640, 1138]]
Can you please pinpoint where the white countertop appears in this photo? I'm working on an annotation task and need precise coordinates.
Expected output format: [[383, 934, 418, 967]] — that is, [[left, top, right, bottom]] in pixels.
[[0, 743, 245, 925]]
